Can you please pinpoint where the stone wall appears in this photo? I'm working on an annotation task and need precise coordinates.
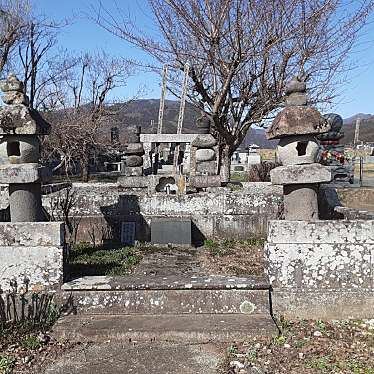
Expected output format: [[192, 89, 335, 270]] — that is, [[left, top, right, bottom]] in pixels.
[[0, 222, 64, 292], [40, 182, 283, 244], [265, 220, 374, 319]]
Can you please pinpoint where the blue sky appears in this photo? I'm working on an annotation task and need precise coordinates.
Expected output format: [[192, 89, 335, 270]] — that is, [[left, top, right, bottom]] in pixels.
[[32, 0, 374, 119]]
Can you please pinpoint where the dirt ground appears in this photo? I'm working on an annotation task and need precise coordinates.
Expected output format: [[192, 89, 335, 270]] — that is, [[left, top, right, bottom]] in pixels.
[[227, 318, 374, 374]]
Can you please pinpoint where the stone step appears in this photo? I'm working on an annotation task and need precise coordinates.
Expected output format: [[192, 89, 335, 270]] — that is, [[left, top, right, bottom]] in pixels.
[[60, 275, 271, 316], [52, 314, 277, 343]]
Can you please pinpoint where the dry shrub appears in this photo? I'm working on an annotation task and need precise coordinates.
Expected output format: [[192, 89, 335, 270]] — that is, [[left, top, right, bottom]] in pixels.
[[248, 161, 279, 182]]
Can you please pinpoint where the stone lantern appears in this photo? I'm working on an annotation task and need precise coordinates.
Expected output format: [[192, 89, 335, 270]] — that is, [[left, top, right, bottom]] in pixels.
[[122, 126, 145, 176], [0, 74, 50, 222], [266, 77, 332, 220]]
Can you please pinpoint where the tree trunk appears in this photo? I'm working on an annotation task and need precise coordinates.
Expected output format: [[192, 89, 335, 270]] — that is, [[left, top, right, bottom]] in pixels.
[[219, 144, 231, 184]]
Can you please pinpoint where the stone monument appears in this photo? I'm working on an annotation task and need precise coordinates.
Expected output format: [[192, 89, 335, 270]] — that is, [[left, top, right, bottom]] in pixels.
[[190, 115, 220, 188], [123, 126, 145, 177], [266, 77, 332, 220], [0, 74, 50, 221], [0, 74, 64, 291]]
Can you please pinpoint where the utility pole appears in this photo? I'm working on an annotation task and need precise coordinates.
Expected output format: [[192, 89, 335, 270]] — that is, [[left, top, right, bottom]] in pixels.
[[154, 65, 168, 174], [173, 63, 190, 174], [354, 117, 361, 147], [157, 65, 168, 135]]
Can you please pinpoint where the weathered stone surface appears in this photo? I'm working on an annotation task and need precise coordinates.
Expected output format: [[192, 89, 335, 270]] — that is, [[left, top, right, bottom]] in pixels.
[[191, 134, 217, 148], [125, 155, 143, 167], [196, 160, 217, 174], [283, 184, 318, 220], [272, 290, 374, 320], [0, 135, 40, 164], [9, 183, 43, 222], [196, 116, 211, 134], [0, 74, 24, 92], [196, 148, 215, 162], [125, 143, 144, 155], [189, 175, 221, 188], [0, 105, 51, 135], [52, 314, 276, 344], [265, 242, 372, 290], [267, 220, 374, 244], [286, 92, 307, 106], [285, 77, 306, 95], [265, 220, 374, 291], [59, 288, 270, 315], [123, 166, 143, 176], [270, 163, 331, 185], [266, 106, 330, 139], [2, 91, 29, 106], [0, 222, 64, 246], [0, 163, 50, 183], [276, 135, 319, 165], [0, 244, 63, 291]]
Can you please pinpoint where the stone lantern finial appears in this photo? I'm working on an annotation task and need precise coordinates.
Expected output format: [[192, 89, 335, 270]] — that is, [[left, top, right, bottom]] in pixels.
[[0, 73, 29, 106], [285, 76, 307, 107]]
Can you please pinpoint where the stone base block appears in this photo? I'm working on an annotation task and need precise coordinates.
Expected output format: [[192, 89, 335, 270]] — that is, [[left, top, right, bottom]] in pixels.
[[196, 149, 215, 162], [196, 161, 217, 175], [265, 220, 374, 290], [191, 134, 217, 148], [125, 155, 143, 167], [270, 163, 331, 185], [0, 163, 50, 183], [283, 184, 318, 220], [123, 166, 143, 177], [189, 175, 221, 188], [0, 222, 64, 291]]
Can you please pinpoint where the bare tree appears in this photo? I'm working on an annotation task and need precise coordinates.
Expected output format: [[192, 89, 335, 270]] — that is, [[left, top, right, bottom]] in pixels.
[[42, 51, 134, 181], [0, 0, 30, 74], [93, 0, 374, 181], [16, 18, 73, 110]]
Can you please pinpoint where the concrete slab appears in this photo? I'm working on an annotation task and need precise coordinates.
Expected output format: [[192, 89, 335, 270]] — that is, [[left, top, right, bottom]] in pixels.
[[52, 314, 276, 343], [62, 274, 270, 291], [44, 341, 224, 374], [58, 288, 270, 315]]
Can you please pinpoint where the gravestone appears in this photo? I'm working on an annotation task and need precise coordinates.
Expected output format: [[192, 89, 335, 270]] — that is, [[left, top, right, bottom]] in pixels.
[[151, 217, 192, 245]]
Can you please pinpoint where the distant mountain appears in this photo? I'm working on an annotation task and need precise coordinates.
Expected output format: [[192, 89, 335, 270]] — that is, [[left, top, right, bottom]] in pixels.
[[343, 113, 373, 124], [109, 99, 278, 148], [342, 114, 374, 144]]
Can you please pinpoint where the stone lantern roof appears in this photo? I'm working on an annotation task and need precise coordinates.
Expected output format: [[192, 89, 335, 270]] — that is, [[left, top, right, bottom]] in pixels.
[[266, 77, 330, 140], [0, 74, 50, 135]]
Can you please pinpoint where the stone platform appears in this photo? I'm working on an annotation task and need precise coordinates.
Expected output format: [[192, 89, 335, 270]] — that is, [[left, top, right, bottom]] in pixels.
[[265, 220, 374, 319], [54, 245, 276, 343], [0, 222, 64, 291]]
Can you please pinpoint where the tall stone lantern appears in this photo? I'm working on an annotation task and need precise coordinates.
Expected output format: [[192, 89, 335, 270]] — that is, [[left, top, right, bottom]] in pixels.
[[0, 74, 50, 222], [266, 77, 332, 220]]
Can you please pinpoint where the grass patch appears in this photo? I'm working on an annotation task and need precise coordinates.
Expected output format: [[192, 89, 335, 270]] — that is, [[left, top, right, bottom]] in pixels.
[[230, 172, 248, 182], [68, 243, 142, 277], [0, 355, 15, 374], [203, 238, 265, 257]]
